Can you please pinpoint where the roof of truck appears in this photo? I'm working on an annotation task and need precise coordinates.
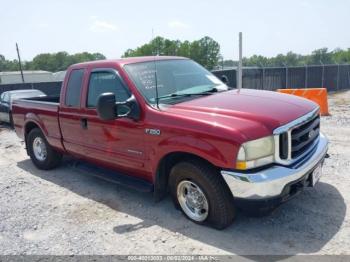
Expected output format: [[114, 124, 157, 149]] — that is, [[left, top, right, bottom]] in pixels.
[[72, 56, 188, 68]]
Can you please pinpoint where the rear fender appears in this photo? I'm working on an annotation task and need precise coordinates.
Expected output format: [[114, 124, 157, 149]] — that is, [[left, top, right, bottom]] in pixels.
[[24, 113, 48, 137], [23, 114, 65, 153]]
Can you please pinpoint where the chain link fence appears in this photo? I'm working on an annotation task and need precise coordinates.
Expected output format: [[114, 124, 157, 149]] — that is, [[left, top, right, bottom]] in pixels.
[[212, 64, 350, 91], [1, 64, 350, 96]]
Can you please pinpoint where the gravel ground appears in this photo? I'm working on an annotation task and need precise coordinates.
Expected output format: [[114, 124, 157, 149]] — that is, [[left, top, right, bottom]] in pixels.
[[0, 91, 349, 256]]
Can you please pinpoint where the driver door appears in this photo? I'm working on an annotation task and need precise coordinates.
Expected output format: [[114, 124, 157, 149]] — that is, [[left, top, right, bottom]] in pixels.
[[79, 68, 148, 179]]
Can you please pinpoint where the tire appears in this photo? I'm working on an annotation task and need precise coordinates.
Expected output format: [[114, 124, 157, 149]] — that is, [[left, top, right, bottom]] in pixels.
[[27, 128, 62, 170], [9, 112, 14, 129], [169, 160, 235, 229]]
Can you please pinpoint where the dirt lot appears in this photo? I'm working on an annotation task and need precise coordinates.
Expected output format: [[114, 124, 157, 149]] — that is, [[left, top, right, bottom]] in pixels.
[[0, 91, 349, 256]]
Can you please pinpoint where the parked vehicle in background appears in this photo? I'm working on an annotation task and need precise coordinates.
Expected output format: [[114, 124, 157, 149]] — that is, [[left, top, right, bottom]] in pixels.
[[12, 57, 328, 229], [0, 90, 46, 127]]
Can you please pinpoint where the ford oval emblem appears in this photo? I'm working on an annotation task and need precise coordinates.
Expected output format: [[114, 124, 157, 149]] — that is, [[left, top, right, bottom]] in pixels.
[[309, 130, 315, 139]]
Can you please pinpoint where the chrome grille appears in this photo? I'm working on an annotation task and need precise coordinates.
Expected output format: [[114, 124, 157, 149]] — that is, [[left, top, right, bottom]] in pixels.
[[291, 115, 320, 158], [273, 108, 320, 164]]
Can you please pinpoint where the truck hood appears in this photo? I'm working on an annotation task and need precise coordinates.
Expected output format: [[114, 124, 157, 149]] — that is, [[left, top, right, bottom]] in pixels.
[[164, 89, 317, 139]]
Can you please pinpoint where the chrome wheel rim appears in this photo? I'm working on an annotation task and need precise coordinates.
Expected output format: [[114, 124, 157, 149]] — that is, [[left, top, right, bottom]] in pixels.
[[177, 180, 209, 222], [33, 137, 47, 161]]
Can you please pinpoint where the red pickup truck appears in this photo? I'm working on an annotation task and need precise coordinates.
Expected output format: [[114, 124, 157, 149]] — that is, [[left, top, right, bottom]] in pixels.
[[12, 56, 328, 229]]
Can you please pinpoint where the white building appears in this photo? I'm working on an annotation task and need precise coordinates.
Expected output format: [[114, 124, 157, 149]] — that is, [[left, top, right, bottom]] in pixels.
[[52, 71, 66, 81], [0, 71, 54, 84]]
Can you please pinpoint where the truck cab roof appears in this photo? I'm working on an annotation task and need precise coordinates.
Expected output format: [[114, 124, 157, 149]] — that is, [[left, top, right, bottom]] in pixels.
[[71, 56, 188, 69]]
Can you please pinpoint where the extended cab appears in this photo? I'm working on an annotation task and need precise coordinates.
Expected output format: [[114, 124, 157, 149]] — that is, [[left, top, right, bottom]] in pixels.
[[12, 57, 329, 229]]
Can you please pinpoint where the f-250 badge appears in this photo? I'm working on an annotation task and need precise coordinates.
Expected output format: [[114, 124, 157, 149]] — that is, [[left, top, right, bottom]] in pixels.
[[145, 128, 161, 136]]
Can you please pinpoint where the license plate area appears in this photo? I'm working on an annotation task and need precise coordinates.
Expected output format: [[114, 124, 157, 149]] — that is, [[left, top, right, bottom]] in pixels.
[[311, 163, 323, 186]]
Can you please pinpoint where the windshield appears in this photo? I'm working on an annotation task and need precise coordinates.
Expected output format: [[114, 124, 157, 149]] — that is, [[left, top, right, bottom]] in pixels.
[[124, 59, 228, 105]]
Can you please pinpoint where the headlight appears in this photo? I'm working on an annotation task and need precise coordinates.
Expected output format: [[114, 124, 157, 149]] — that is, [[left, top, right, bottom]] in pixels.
[[236, 136, 275, 170]]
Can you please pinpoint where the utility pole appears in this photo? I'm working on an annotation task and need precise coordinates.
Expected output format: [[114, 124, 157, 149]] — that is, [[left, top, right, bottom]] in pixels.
[[259, 62, 265, 90], [283, 62, 288, 89], [320, 60, 325, 88], [237, 32, 243, 91], [16, 43, 25, 83], [336, 64, 340, 91], [305, 64, 308, 88]]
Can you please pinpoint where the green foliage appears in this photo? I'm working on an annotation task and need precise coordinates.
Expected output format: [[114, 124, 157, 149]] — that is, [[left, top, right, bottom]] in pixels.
[[122, 36, 221, 70], [28, 52, 106, 71], [0, 54, 20, 71], [220, 59, 237, 68], [237, 48, 350, 67], [333, 48, 350, 63], [1, 42, 350, 73], [0, 52, 106, 72]]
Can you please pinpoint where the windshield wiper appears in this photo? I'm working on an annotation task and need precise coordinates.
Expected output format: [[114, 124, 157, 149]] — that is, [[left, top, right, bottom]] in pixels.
[[197, 87, 219, 94], [158, 87, 220, 101], [157, 93, 199, 101]]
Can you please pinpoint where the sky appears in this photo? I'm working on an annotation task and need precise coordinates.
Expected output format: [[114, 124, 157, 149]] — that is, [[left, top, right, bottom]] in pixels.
[[1, 0, 349, 61]]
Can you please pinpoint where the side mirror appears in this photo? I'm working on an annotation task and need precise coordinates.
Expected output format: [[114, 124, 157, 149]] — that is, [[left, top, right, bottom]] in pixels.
[[116, 95, 141, 121], [97, 93, 117, 120], [97, 93, 141, 121], [221, 75, 229, 85]]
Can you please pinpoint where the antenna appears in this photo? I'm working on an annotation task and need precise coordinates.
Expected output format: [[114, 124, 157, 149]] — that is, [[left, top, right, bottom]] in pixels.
[[152, 29, 160, 109], [237, 32, 242, 92]]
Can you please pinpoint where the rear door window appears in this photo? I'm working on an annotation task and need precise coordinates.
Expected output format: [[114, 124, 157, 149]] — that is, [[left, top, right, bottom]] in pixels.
[[65, 69, 84, 107]]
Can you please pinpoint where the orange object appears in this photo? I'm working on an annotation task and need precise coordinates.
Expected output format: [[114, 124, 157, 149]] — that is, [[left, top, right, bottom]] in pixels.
[[277, 88, 330, 116]]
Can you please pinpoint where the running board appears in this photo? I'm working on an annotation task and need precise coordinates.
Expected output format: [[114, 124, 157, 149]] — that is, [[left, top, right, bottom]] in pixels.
[[70, 161, 154, 193]]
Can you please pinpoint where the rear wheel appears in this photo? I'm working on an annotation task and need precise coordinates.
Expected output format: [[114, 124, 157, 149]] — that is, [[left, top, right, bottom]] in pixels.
[[169, 160, 235, 229], [9, 111, 14, 129], [27, 128, 62, 170]]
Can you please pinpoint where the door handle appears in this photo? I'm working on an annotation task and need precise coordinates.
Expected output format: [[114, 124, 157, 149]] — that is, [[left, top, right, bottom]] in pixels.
[[80, 118, 88, 129]]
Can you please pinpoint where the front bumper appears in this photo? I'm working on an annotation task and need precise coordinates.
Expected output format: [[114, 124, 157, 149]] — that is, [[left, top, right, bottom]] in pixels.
[[221, 133, 328, 200]]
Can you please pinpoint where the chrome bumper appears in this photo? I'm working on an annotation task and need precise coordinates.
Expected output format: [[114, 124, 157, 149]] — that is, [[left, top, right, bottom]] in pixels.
[[221, 133, 329, 199]]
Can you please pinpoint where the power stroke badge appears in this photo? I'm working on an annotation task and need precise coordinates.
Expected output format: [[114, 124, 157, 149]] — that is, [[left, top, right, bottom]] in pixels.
[[145, 128, 161, 136]]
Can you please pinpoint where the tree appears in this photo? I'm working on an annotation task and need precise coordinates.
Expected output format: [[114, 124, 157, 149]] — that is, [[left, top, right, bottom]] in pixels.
[[243, 55, 269, 67], [0, 55, 6, 71], [123, 36, 221, 70], [284, 52, 304, 66], [178, 40, 191, 58], [29, 52, 106, 72], [2, 46, 350, 74], [195, 36, 221, 70], [333, 48, 350, 64], [306, 48, 334, 65], [238, 48, 350, 68], [0, 54, 19, 71], [221, 60, 237, 68]]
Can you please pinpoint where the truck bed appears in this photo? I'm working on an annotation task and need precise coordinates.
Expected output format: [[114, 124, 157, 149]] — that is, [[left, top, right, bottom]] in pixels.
[[22, 95, 60, 103], [12, 96, 63, 151]]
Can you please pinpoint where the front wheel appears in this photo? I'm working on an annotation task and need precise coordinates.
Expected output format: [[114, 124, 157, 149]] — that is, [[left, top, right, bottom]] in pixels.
[[27, 128, 62, 170], [177, 180, 210, 222], [169, 160, 236, 229]]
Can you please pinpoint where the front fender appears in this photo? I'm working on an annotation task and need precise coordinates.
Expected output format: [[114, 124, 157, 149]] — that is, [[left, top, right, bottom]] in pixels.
[[151, 135, 237, 177]]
